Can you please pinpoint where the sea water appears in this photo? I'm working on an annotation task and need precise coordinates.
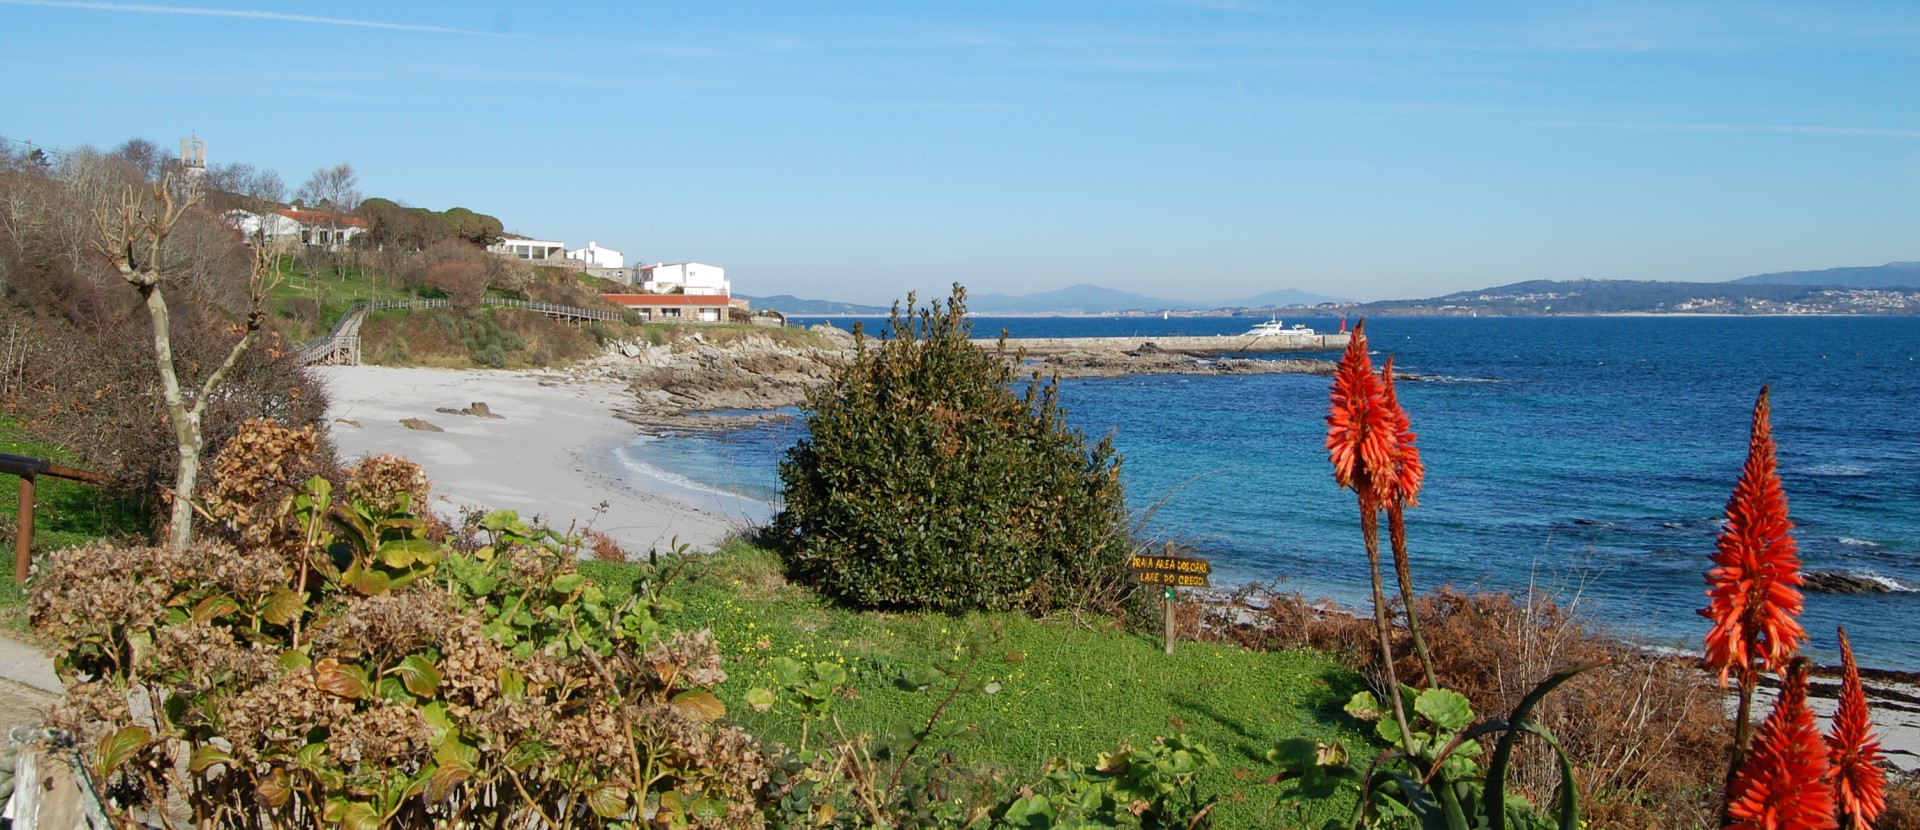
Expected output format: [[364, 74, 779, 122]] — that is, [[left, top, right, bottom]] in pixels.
[[613, 315, 1920, 671]]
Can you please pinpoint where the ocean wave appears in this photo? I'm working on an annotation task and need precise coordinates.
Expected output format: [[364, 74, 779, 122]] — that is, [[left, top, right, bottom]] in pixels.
[[1798, 463, 1873, 477], [1855, 572, 1917, 593], [1837, 537, 1881, 548], [610, 445, 777, 508], [1410, 374, 1500, 384]]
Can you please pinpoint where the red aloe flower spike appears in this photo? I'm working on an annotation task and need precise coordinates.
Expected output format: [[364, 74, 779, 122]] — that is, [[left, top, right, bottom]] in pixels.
[[1702, 385, 1808, 687], [1726, 659, 1837, 830], [1828, 628, 1887, 829], [1325, 320, 1397, 507], [1324, 318, 1413, 751], [1378, 356, 1424, 508]]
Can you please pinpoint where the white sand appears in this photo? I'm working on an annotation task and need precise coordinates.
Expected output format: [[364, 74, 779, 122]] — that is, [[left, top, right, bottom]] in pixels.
[[314, 366, 756, 555]]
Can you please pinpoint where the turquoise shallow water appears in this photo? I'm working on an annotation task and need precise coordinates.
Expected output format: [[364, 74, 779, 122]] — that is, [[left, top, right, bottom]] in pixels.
[[615, 316, 1920, 671]]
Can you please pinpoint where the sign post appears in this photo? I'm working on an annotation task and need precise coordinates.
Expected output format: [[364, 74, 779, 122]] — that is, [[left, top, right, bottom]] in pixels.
[[1127, 551, 1210, 655]]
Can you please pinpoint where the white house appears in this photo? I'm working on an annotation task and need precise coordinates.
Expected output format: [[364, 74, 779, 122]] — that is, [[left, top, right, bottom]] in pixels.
[[489, 235, 567, 262], [566, 241, 624, 269], [637, 262, 730, 296], [224, 208, 366, 249]]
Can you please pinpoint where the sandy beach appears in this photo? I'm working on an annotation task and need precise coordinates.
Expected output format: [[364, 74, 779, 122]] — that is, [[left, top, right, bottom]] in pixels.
[[315, 365, 759, 555]]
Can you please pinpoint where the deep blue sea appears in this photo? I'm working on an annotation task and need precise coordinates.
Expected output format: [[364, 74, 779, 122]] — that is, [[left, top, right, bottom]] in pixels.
[[616, 316, 1920, 671]]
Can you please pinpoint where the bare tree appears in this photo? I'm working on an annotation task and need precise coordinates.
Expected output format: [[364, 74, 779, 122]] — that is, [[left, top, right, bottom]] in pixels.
[[92, 172, 282, 554], [296, 162, 360, 254], [110, 137, 169, 182], [203, 162, 286, 217]]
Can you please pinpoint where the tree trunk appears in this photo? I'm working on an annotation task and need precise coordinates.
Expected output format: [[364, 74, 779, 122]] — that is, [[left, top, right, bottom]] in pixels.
[[139, 282, 201, 554]]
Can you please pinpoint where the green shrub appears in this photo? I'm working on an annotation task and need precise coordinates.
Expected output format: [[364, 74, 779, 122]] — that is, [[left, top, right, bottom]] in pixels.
[[33, 453, 767, 829], [771, 284, 1132, 614]]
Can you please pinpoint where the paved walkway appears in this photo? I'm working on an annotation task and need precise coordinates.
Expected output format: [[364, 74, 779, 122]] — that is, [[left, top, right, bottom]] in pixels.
[[0, 632, 58, 696]]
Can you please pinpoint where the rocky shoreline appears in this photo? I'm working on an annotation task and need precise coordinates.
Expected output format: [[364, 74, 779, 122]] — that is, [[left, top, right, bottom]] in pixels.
[[563, 325, 1338, 434]]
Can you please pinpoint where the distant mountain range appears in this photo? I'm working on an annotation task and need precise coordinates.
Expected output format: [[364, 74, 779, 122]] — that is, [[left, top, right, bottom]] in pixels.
[[743, 284, 1343, 316], [743, 262, 1918, 317], [1727, 261, 1920, 288], [1348, 261, 1920, 316], [735, 294, 892, 315]]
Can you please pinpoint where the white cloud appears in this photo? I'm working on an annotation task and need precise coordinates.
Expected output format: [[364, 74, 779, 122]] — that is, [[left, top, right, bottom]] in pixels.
[[0, 0, 508, 36]]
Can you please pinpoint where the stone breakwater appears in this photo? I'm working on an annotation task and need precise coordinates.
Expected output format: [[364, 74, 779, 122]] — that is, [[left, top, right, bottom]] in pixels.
[[561, 325, 1339, 433], [987, 332, 1352, 355]]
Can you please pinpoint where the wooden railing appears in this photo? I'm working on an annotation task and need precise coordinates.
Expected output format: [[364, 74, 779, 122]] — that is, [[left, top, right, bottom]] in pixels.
[[1, 452, 112, 581], [295, 298, 629, 366]]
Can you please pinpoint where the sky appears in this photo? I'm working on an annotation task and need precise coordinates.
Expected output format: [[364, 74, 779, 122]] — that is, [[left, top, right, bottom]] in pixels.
[[2, 1, 1916, 304]]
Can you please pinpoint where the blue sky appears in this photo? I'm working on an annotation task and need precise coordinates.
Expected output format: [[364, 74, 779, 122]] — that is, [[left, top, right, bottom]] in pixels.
[[2, 1, 1915, 304]]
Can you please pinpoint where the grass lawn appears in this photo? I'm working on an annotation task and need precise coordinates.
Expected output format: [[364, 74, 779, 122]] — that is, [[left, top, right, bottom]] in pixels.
[[269, 258, 414, 342], [0, 418, 149, 633], [585, 544, 1371, 828]]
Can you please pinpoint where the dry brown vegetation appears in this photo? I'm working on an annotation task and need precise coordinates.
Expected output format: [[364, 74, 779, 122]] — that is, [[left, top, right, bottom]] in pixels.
[[0, 140, 331, 520], [1188, 579, 1736, 829]]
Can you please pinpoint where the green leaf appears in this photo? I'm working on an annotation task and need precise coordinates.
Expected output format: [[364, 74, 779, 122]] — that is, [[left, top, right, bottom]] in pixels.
[[1267, 737, 1319, 770], [262, 588, 305, 626], [745, 687, 777, 712], [377, 538, 434, 569], [690, 797, 726, 821], [1415, 689, 1476, 733], [550, 572, 585, 595], [480, 510, 526, 533], [1345, 690, 1384, 721], [895, 664, 943, 692], [463, 572, 498, 597], [95, 726, 149, 778], [588, 785, 631, 819], [771, 656, 806, 685], [278, 648, 312, 671], [497, 667, 526, 700], [189, 744, 235, 773], [350, 568, 393, 596], [395, 653, 442, 697], [191, 594, 241, 624], [1000, 794, 1058, 830], [316, 658, 373, 700], [339, 800, 381, 830], [670, 690, 726, 722], [418, 701, 454, 742]]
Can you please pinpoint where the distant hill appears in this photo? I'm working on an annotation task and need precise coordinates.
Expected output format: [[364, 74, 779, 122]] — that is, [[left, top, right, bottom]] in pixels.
[[1358, 278, 1919, 316], [969, 284, 1204, 314], [738, 294, 891, 315], [1728, 261, 1920, 288], [1217, 288, 1346, 308]]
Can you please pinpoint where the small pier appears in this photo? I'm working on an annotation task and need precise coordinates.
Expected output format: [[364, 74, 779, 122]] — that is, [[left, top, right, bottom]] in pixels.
[[980, 333, 1350, 355]]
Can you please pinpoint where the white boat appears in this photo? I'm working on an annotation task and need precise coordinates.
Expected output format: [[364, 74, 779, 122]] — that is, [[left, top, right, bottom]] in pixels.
[[1244, 318, 1315, 337]]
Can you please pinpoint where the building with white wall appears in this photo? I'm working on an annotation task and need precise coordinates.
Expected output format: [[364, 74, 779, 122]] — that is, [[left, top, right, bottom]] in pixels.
[[637, 262, 729, 296], [224, 208, 365, 250], [566, 241, 624, 269], [489, 235, 567, 262]]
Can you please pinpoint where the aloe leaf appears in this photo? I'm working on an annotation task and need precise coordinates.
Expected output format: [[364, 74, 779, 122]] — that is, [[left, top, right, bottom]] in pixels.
[[1521, 722, 1581, 830], [1487, 659, 1608, 830]]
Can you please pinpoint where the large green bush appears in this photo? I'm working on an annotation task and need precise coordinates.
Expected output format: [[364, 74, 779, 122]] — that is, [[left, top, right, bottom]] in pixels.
[[772, 284, 1132, 614]]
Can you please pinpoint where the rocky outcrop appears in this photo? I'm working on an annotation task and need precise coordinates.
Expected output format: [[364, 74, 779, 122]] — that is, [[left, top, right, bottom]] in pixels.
[[573, 323, 1337, 432], [435, 401, 505, 419], [1024, 350, 1337, 379], [1804, 570, 1909, 594]]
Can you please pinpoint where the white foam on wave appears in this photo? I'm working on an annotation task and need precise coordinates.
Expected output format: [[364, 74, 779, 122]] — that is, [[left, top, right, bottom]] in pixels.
[[1800, 463, 1872, 477], [1413, 375, 1500, 384], [1850, 571, 1917, 593], [608, 440, 777, 512], [1838, 537, 1881, 548]]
